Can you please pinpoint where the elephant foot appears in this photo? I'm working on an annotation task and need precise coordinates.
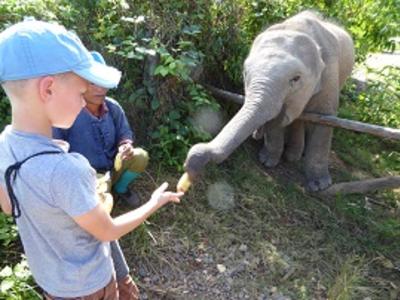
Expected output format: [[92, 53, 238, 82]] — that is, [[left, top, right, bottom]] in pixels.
[[259, 147, 280, 168], [306, 174, 332, 192]]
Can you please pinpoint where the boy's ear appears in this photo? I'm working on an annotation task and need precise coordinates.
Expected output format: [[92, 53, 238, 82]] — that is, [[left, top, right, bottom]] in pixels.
[[38, 76, 55, 101]]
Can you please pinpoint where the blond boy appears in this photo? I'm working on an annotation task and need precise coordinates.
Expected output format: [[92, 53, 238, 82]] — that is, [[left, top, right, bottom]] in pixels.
[[0, 19, 183, 299]]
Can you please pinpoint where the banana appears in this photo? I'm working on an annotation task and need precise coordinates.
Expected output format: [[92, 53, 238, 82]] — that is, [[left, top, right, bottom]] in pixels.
[[114, 153, 123, 172], [177, 172, 192, 192]]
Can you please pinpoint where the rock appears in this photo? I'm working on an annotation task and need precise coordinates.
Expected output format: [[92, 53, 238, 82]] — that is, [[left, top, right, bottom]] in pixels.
[[138, 266, 148, 277], [217, 264, 227, 273], [239, 244, 248, 252]]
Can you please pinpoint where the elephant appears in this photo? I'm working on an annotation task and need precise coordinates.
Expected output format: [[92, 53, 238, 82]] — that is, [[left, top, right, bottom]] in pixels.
[[184, 11, 355, 192]]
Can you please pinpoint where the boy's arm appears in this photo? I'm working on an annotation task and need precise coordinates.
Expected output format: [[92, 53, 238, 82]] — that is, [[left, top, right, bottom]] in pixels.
[[0, 185, 12, 215], [73, 183, 182, 242]]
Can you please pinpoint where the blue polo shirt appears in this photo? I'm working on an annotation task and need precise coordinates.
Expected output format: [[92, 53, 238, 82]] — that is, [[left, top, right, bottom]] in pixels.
[[53, 97, 134, 172]]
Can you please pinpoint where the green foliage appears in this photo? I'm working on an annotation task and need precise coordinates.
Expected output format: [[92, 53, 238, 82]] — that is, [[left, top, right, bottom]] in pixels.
[[350, 67, 400, 128], [0, 92, 11, 132], [222, 0, 400, 82], [0, 259, 40, 300], [0, 0, 60, 29], [204, 0, 400, 83], [336, 66, 400, 177], [331, 65, 400, 258], [330, 0, 399, 57], [150, 84, 219, 169], [0, 214, 17, 247], [0, 0, 398, 158]]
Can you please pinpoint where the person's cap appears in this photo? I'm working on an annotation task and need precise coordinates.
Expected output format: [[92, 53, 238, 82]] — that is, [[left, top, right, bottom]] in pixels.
[[0, 19, 121, 88], [91, 51, 106, 65]]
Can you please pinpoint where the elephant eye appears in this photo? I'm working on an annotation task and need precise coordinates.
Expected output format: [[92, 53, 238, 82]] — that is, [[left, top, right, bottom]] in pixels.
[[289, 75, 300, 87], [290, 75, 301, 83]]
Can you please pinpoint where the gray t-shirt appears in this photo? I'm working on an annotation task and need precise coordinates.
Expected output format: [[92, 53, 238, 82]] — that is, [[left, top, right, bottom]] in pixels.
[[0, 126, 113, 297]]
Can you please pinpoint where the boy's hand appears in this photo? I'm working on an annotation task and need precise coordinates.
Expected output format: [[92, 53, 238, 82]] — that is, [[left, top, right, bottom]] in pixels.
[[150, 182, 184, 207], [74, 182, 184, 242], [118, 143, 134, 160]]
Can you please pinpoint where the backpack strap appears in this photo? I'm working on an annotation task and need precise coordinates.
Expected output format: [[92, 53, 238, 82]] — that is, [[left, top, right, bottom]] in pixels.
[[5, 150, 62, 219]]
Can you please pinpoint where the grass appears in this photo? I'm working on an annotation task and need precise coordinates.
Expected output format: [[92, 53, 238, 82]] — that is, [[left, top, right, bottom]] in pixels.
[[327, 256, 367, 300], [113, 135, 399, 299]]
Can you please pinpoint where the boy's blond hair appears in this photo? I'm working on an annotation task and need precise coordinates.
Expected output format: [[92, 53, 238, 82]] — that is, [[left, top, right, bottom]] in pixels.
[[2, 73, 76, 100], [2, 79, 32, 99]]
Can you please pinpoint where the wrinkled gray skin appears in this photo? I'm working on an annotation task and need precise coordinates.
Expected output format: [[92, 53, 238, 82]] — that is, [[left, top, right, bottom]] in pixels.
[[185, 11, 354, 192]]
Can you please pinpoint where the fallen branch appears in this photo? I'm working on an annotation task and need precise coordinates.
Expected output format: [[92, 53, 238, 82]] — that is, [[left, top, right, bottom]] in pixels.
[[204, 84, 400, 141], [318, 176, 400, 196]]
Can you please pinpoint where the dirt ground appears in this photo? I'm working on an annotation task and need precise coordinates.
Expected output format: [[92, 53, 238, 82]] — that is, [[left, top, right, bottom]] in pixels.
[[115, 139, 399, 299]]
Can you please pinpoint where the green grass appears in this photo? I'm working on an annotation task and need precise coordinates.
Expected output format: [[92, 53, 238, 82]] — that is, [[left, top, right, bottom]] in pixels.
[[114, 134, 399, 299], [327, 256, 368, 300]]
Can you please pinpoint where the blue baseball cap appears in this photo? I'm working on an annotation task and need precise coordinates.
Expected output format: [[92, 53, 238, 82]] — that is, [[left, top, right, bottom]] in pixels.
[[0, 19, 121, 88], [91, 51, 106, 65]]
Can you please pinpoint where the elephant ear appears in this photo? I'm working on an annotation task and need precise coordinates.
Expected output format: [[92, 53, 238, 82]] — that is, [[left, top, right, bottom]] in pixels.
[[312, 78, 322, 94]]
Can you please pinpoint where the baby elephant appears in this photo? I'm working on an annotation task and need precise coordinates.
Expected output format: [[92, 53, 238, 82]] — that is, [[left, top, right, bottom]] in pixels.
[[185, 11, 354, 192]]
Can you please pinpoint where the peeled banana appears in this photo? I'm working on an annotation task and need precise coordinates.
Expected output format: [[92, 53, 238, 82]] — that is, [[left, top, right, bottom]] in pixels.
[[177, 172, 192, 192]]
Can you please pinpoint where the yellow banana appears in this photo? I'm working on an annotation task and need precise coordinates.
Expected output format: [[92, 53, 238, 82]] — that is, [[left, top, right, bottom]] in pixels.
[[177, 172, 192, 192], [114, 153, 123, 171]]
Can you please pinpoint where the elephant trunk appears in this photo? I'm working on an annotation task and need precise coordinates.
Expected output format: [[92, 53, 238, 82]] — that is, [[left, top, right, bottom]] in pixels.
[[209, 100, 278, 162], [185, 83, 284, 178]]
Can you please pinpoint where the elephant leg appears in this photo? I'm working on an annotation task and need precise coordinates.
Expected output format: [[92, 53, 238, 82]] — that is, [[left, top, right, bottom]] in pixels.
[[259, 124, 285, 167], [252, 124, 265, 140], [284, 120, 304, 162], [304, 64, 339, 192], [304, 124, 333, 191]]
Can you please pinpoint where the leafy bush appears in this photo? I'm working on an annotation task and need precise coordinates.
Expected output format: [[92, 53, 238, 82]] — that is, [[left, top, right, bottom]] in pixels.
[[240, 0, 399, 60], [0, 0, 398, 163], [353, 66, 400, 128], [0, 259, 40, 300], [0, 214, 17, 247], [335, 65, 400, 177], [150, 84, 219, 169], [0, 92, 10, 132]]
